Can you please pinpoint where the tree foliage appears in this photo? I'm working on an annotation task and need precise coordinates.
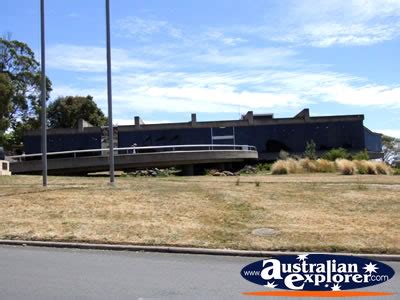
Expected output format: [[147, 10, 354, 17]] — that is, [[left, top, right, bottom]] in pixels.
[[0, 37, 52, 150], [304, 139, 316, 160], [322, 148, 350, 161], [47, 95, 107, 128], [352, 149, 369, 161], [382, 135, 400, 165]]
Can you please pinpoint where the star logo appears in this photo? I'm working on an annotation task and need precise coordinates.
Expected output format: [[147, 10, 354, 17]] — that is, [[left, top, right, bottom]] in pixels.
[[264, 281, 278, 289], [331, 283, 341, 291], [296, 254, 309, 261], [363, 262, 379, 274]]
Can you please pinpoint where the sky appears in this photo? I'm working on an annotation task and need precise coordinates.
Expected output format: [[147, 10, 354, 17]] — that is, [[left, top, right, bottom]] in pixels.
[[2, 0, 400, 137]]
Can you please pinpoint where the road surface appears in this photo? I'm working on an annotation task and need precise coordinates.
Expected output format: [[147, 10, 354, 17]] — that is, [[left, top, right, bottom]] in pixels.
[[0, 245, 398, 299]]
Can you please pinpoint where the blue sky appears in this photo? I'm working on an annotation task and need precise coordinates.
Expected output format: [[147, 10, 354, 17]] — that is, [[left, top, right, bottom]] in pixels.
[[2, 0, 400, 137]]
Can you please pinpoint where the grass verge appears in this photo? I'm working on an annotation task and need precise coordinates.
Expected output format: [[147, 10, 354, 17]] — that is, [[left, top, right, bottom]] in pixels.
[[0, 174, 399, 254]]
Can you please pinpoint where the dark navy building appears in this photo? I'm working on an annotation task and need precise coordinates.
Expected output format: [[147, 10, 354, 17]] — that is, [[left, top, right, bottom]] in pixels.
[[23, 109, 382, 160]]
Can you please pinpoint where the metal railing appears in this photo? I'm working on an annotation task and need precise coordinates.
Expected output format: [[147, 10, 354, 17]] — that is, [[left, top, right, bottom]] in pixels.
[[9, 144, 257, 162]]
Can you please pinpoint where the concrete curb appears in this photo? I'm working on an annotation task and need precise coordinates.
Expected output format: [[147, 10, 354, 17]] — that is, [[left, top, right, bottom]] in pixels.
[[0, 240, 399, 261]]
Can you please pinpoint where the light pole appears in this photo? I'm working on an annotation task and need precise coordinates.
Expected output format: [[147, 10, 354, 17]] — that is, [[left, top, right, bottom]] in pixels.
[[106, 0, 115, 184], [40, 0, 48, 187]]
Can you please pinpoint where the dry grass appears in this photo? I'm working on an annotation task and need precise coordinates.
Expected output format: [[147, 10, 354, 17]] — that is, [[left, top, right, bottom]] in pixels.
[[316, 159, 336, 173], [375, 161, 393, 175], [354, 160, 377, 175], [299, 158, 318, 173], [0, 174, 399, 254], [271, 159, 303, 174], [335, 159, 357, 175], [271, 159, 393, 176], [271, 160, 289, 174]]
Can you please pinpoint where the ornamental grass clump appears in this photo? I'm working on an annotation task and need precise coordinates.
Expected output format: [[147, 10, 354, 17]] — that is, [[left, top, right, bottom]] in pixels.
[[271, 160, 289, 175], [374, 161, 393, 175], [316, 159, 336, 173], [362, 160, 378, 175], [286, 158, 303, 174], [354, 160, 377, 175], [271, 159, 303, 175], [299, 158, 318, 173], [336, 159, 356, 175]]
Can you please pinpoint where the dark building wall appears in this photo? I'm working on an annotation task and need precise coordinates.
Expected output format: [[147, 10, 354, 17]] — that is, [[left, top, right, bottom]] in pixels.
[[118, 119, 366, 158], [22, 110, 381, 159], [119, 128, 211, 147], [23, 132, 102, 154], [364, 128, 382, 153]]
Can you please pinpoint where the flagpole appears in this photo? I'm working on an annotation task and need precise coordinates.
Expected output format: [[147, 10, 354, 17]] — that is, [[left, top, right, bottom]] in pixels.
[[40, 0, 48, 187], [106, 0, 115, 185]]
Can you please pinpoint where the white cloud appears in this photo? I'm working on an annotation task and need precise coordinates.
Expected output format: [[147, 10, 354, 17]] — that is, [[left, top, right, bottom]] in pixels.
[[233, 0, 400, 47], [116, 17, 182, 39], [47, 44, 158, 72], [275, 22, 400, 47], [204, 29, 247, 46], [51, 68, 400, 122], [194, 47, 297, 67], [374, 129, 400, 139]]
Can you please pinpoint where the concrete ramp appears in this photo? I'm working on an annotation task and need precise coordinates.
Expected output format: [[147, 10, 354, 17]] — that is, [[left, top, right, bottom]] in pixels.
[[10, 147, 258, 175]]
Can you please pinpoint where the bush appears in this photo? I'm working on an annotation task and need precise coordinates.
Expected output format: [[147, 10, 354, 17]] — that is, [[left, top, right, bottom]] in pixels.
[[335, 159, 356, 175], [394, 168, 400, 175], [304, 140, 317, 160], [322, 148, 349, 161], [271, 159, 303, 175], [374, 161, 393, 175], [354, 160, 377, 175], [271, 160, 289, 175], [299, 158, 318, 172], [255, 163, 272, 172], [316, 159, 336, 173], [286, 158, 303, 173], [352, 149, 369, 161]]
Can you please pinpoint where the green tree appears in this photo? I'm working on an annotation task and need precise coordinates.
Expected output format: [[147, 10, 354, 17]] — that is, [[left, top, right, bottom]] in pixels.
[[47, 95, 107, 128], [0, 72, 13, 146], [304, 140, 317, 160], [382, 135, 400, 164], [0, 37, 52, 151]]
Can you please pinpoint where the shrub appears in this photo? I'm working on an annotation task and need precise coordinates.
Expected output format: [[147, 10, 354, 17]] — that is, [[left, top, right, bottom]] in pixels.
[[352, 149, 369, 161], [354, 160, 367, 174], [365, 161, 378, 175], [286, 158, 303, 173], [336, 159, 356, 175], [374, 161, 393, 175], [256, 163, 272, 172], [299, 158, 318, 172], [323, 148, 349, 161], [354, 160, 377, 175], [394, 168, 400, 175], [304, 140, 317, 160], [271, 160, 289, 175], [271, 159, 302, 175], [316, 159, 336, 173]]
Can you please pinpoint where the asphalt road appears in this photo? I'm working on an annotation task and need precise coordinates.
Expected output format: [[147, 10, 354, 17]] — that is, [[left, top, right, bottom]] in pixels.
[[0, 245, 398, 299]]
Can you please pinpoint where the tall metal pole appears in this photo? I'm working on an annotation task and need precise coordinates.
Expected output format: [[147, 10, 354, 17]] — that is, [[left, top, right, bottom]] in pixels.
[[40, 0, 48, 187], [106, 0, 115, 184]]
